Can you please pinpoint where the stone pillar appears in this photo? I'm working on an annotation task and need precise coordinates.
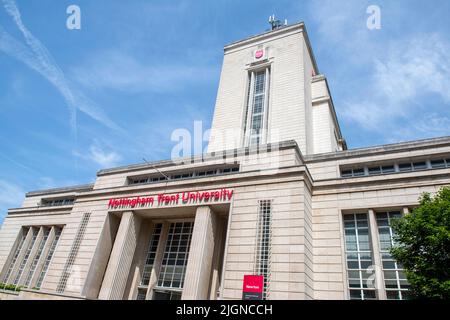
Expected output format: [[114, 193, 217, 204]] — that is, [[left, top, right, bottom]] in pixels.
[[82, 213, 120, 299], [182, 206, 217, 300], [368, 209, 387, 300], [209, 218, 225, 300], [125, 220, 152, 300], [98, 211, 141, 300]]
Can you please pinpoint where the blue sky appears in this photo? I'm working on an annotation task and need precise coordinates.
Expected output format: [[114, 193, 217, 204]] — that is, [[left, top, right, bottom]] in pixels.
[[1, 0, 450, 224]]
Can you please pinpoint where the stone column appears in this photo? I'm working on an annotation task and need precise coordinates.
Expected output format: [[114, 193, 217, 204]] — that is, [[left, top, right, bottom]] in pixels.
[[125, 220, 152, 300], [368, 209, 387, 300], [182, 206, 217, 300], [98, 211, 141, 300], [209, 217, 225, 300]]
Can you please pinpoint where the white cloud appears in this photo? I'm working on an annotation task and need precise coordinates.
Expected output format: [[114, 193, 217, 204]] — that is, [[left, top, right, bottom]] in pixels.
[[414, 113, 450, 136], [341, 34, 450, 139], [88, 145, 122, 168], [307, 0, 450, 142], [70, 50, 215, 93], [307, 0, 374, 60], [74, 143, 122, 168], [0, 0, 123, 136], [0, 180, 24, 223], [373, 34, 450, 104]]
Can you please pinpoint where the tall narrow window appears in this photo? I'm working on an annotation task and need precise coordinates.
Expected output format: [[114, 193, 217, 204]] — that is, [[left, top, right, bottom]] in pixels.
[[255, 200, 272, 300], [13, 228, 39, 285], [244, 68, 270, 146], [376, 212, 410, 300], [24, 228, 50, 287], [2, 228, 29, 283], [35, 228, 62, 289], [136, 223, 163, 300], [343, 214, 376, 300], [156, 222, 193, 298]]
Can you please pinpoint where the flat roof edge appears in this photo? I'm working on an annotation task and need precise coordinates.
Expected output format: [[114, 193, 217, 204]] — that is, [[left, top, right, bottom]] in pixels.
[[305, 136, 450, 162], [224, 22, 304, 51], [97, 140, 303, 176], [26, 183, 95, 197]]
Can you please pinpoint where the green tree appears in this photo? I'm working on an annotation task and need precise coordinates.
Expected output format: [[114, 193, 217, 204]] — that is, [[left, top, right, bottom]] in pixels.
[[390, 187, 450, 299]]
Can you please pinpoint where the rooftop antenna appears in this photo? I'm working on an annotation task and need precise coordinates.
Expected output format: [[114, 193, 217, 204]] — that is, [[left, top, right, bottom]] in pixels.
[[268, 14, 285, 30]]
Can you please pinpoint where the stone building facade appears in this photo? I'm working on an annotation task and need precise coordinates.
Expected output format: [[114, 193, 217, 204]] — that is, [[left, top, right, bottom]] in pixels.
[[0, 22, 449, 300]]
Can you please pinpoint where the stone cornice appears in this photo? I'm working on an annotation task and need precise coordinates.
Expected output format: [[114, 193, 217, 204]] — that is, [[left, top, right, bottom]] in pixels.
[[305, 136, 450, 163]]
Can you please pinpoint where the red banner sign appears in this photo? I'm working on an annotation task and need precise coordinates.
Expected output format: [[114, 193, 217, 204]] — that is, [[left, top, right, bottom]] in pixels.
[[242, 275, 264, 300]]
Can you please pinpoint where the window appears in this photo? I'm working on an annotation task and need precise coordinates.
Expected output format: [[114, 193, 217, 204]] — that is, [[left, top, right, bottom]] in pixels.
[[413, 162, 427, 170], [381, 165, 395, 174], [398, 163, 412, 172], [341, 169, 353, 178], [2, 228, 29, 283], [35, 228, 62, 289], [2, 226, 63, 290], [255, 200, 272, 300], [376, 212, 410, 300], [340, 168, 365, 178], [368, 166, 381, 175], [129, 166, 240, 185], [343, 214, 376, 300], [352, 168, 365, 176], [136, 288, 147, 300], [244, 68, 270, 147], [13, 228, 39, 285], [41, 198, 74, 207], [157, 222, 193, 291], [343, 210, 411, 300], [153, 290, 182, 300], [24, 228, 50, 287], [431, 159, 446, 169], [340, 157, 450, 178], [136, 223, 163, 300]]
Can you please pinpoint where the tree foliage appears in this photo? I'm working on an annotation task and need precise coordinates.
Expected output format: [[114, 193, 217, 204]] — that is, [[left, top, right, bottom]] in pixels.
[[390, 187, 450, 299]]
